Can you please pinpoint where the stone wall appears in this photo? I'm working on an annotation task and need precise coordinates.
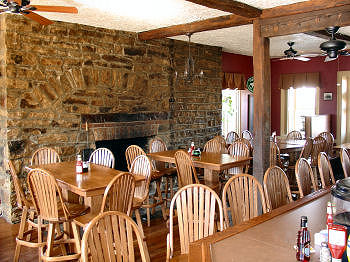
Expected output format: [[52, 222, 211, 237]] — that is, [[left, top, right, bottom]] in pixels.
[[0, 14, 222, 222]]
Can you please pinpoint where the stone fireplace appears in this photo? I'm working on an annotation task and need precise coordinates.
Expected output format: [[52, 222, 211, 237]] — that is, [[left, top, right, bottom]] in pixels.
[[0, 14, 222, 222]]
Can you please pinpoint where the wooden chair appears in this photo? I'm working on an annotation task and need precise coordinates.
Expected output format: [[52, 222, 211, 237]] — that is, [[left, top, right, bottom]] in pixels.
[[89, 147, 115, 168], [131, 155, 167, 236], [8, 160, 46, 262], [270, 141, 282, 168], [235, 137, 253, 155], [213, 135, 227, 148], [149, 137, 177, 204], [27, 168, 89, 261], [225, 131, 239, 144], [318, 131, 335, 157], [263, 166, 293, 210], [310, 136, 326, 182], [295, 158, 318, 198], [241, 130, 253, 142], [203, 138, 227, 153], [299, 137, 313, 159], [126, 145, 167, 227], [286, 130, 302, 140], [30, 147, 61, 165], [340, 148, 350, 178], [81, 211, 150, 262], [166, 184, 224, 261], [125, 145, 146, 171], [174, 150, 200, 188], [222, 174, 268, 227], [318, 152, 336, 189], [74, 172, 135, 228], [227, 142, 250, 175]]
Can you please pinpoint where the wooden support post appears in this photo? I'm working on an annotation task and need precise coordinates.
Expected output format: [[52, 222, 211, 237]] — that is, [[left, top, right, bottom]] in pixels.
[[252, 18, 271, 185]]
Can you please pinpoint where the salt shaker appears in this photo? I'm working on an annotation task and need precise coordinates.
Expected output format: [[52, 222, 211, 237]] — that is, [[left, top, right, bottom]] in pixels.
[[320, 242, 331, 262]]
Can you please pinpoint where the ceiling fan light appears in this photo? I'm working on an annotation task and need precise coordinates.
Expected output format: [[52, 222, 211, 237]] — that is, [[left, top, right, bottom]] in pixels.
[[327, 50, 338, 59]]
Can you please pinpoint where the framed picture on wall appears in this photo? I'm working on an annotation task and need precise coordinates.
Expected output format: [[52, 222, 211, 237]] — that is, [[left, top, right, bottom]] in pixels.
[[323, 92, 333, 101]]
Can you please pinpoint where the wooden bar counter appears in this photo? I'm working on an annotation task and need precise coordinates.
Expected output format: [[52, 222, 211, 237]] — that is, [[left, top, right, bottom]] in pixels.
[[188, 189, 330, 262]]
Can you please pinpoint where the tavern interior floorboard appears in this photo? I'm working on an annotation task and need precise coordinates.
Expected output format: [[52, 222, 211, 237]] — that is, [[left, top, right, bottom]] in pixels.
[[0, 212, 181, 262]]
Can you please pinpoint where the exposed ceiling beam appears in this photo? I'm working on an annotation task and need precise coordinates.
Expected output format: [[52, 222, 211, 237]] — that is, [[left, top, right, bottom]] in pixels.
[[305, 30, 350, 42], [138, 15, 252, 41], [261, 5, 350, 38], [138, 0, 350, 40], [184, 0, 261, 18]]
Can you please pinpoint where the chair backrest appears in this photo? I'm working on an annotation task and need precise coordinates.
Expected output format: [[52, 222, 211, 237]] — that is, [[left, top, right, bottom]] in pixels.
[[203, 138, 227, 153], [7, 160, 30, 209], [310, 136, 326, 167], [129, 155, 152, 203], [299, 137, 313, 159], [27, 168, 68, 221], [213, 135, 227, 148], [31, 147, 61, 165], [100, 172, 135, 216], [168, 184, 224, 258], [222, 174, 268, 227], [318, 152, 335, 189], [89, 147, 115, 168], [241, 130, 253, 141], [286, 130, 302, 140], [295, 158, 318, 198], [227, 142, 250, 174], [235, 137, 253, 155], [318, 131, 334, 156], [225, 131, 239, 144], [270, 142, 281, 168], [81, 211, 150, 262], [125, 145, 146, 171], [263, 166, 293, 210], [149, 137, 167, 170], [174, 150, 199, 188], [340, 148, 350, 178]]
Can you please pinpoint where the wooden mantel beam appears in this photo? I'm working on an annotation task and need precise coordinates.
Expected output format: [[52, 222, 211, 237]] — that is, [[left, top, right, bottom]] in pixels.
[[138, 0, 350, 40], [138, 15, 252, 41], [184, 0, 262, 18]]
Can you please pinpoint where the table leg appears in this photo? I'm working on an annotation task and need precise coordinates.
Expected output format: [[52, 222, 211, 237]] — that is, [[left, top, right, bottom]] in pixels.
[[61, 189, 80, 204], [85, 195, 103, 215], [204, 169, 219, 183]]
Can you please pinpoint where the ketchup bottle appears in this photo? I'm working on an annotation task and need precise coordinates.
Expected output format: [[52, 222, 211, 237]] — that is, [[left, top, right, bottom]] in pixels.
[[327, 202, 333, 229], [328, 224, 347, 262], [76, 154, 83, 174]]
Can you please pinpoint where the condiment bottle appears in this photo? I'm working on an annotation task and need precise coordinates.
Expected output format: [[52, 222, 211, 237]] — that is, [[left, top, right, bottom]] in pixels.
[[296, 216, 310, 261], [76, 154, 83, 174], [190, 142, 195, 155], [328, 224, 347, 262], [327, 202, 333, 229]]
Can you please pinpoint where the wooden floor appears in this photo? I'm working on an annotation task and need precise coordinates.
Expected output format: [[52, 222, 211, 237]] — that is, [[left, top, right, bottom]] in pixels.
[[0, 210, 180, 262]]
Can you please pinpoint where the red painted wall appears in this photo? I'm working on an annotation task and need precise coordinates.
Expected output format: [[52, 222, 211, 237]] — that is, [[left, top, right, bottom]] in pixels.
[[222, 52, 350, 139]]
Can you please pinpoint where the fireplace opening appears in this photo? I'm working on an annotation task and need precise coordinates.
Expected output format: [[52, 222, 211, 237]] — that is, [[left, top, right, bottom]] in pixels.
[[96, 136, 150, 171]]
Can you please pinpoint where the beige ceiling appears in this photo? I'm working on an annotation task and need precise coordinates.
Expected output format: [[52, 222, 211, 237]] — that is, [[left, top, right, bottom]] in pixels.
[[23, 0, 350, 57]]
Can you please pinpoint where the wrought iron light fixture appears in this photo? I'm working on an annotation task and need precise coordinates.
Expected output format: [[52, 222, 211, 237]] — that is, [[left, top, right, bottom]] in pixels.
[[175, 33, 204, 83]]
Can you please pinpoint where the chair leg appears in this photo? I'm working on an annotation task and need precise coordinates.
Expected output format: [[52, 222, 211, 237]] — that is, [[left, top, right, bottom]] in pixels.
[[72, 222, 81, 254], [134, 209, 145, 238], [37, 216, 42, 262], [14, 207, 28, 262], [45, 223, 55, 258], [146, 198, 151, 227], [26, 209, 35, 242]]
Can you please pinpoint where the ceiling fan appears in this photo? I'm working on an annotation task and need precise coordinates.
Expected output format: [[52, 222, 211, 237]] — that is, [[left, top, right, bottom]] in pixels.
[[278, 41, 311, 62], [320, 26, 349, 62], [0, 0, 78, 25]]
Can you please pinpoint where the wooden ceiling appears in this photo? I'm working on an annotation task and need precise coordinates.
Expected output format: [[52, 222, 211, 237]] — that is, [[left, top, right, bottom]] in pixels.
[[138, 0, 350, 41]]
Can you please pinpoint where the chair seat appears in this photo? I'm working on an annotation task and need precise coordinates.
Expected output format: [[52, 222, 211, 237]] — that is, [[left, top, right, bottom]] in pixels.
[[151, 167, 177, 181], [73, 212, 95, 228], [57, 202, 90, 221]]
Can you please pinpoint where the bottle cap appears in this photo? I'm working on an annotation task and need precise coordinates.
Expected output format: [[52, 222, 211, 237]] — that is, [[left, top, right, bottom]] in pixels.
[[321, 242, 328, 247], [300, 216, 308, 227]]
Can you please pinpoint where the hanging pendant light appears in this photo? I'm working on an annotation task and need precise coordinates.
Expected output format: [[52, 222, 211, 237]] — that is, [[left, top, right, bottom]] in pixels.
[[175, 33, 204, 83]]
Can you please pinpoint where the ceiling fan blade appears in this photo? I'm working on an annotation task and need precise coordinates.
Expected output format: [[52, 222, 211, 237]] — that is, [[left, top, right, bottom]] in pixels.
[[21, 10, 53, 25], [324, 56, 337, 62], [295, 56, 310, 62], [28, 5, 78, 14]]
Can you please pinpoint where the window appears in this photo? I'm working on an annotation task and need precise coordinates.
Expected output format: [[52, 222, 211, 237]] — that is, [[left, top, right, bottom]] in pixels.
[[281, 87, 319, 136], [222, 89, 240, 138]]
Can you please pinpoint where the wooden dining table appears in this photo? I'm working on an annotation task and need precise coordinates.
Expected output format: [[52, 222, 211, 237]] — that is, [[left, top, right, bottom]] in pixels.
[[29, 161, 144, 214], [147, 150, 252, 183], [186, 188, 330, 262]]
